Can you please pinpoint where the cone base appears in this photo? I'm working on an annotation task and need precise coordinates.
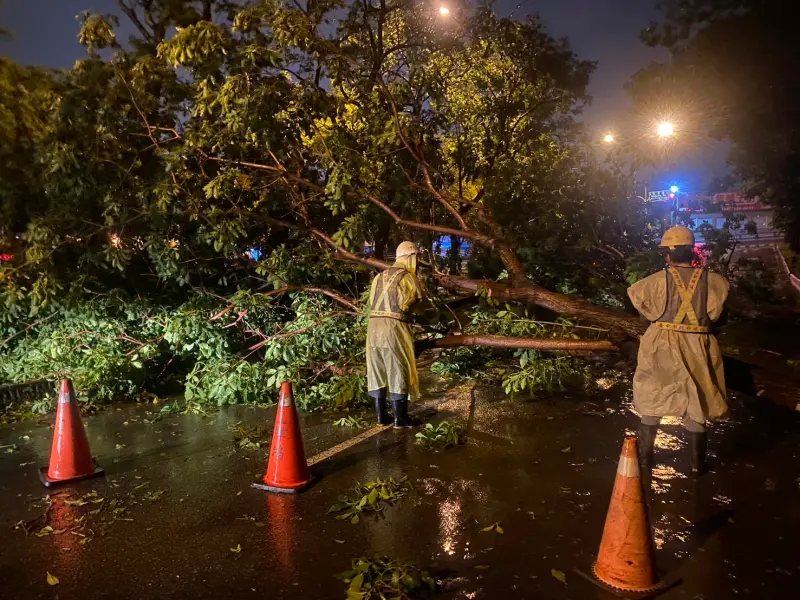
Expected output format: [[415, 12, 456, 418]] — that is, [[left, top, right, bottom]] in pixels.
[[571, 565, 673, 599], [38, 463, 104, 488], [251, 474, 316, 494]]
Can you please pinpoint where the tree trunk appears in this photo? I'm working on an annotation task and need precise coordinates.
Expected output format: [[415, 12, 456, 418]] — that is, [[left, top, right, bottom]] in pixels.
[[432, 334, 617, 353], [435, 275, 645, 340]]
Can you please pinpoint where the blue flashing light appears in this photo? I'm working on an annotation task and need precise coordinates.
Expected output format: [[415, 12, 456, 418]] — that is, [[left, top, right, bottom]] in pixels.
[[669, 185, 679, 193]]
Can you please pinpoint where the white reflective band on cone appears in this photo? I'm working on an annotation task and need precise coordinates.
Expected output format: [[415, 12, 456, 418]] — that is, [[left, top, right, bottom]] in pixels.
[[617, 455, 640, 478]]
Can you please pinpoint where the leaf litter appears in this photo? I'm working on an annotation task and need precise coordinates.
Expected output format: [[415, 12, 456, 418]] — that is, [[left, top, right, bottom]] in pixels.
[[15, 478, 172, 546], [328, 476, 411, 524]]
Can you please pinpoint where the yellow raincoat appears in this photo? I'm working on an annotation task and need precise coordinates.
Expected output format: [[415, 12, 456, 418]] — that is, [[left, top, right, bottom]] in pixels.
[[366, 255, 423, 400], [627, 267, 729, 423]]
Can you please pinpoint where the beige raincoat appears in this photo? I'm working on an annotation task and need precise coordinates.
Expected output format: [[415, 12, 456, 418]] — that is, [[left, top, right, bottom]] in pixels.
[[627, 267, 729, 423], [366, 255, 423, 400]]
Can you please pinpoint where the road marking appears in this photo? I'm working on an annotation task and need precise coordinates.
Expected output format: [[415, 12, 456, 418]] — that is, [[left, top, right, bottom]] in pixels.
[[307, 424, 388, 466], [306, 399, 439, 467]]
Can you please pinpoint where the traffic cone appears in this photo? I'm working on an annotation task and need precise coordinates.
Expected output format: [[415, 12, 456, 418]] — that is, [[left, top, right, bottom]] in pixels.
[[252, 381, 314, 494], [590, 435, 663, 595], [39, 379, 104, 487]]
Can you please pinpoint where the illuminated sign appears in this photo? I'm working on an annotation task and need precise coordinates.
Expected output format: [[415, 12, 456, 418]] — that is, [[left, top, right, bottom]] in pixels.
[[647, 190, 672, 202], [714, 192, 768, 212]]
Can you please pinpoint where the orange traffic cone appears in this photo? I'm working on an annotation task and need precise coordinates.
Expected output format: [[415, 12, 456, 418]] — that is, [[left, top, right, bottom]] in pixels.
[[39, 379, 104, 487], [589, 435, 663, 595], [252, 381, 314, 494]]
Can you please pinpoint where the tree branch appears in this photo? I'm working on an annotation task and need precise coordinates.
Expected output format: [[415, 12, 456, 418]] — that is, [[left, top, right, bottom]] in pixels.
[[115, 0, 153, 43], [262, 285, 361, 313]]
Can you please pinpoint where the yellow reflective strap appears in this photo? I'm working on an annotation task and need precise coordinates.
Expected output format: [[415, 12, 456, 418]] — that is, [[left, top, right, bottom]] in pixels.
[[668, 268, 701, 326], [656, 322, 710, 333], [373, 269, 406, 314]]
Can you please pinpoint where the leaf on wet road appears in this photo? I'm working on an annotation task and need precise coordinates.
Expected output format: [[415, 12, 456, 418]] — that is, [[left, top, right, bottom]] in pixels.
[[473, 564, 490, 570], [334, 539, 346, 544], [481, 522, 503, 534], [46, 572, 59, 586], [230, 544, 242, 553], [144, 489, 165, 502], [561, 447, 571, 453], [35, 526, 54, 537], [551, 568, 567, 584], [115, 444, 127, 450]]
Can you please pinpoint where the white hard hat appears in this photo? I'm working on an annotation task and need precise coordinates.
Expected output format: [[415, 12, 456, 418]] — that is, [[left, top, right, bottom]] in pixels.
[[395, 241, 419, 258], [659, 226, 695, 248]]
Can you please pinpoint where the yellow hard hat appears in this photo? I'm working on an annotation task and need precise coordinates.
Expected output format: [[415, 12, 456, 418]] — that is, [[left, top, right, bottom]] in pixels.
[[658, 226, 695, 248], [395, 241, 419, 258]]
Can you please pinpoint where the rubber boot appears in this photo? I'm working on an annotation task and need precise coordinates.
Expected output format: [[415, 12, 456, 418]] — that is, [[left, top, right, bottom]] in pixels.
[[369, 388, 392, 426], [638, 423, 659, 469], [390, 395, 420, 429], [690, 431, 708, 476]]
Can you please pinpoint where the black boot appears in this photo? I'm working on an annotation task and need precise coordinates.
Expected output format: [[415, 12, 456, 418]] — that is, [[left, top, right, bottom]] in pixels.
[[390, 394, 420, 429], [690, 431, 708, 476], [638, 423, 659, 469], [369, 388, 392, 426]]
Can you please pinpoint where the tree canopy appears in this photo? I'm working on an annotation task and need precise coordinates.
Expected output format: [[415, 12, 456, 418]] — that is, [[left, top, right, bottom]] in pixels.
[[1, 0, 655, 407]]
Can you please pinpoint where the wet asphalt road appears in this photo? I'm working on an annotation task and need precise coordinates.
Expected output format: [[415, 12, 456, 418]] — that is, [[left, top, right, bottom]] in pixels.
[[1, 377, 799, 599]]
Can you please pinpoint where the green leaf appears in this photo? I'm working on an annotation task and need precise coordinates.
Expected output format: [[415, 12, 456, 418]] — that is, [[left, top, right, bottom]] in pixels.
[[350, 514, 360, 525], [348, 572, 364, 592], [230, 544, 242, 553], [551, 568, 567, 584], [46, 572, 59, 586]]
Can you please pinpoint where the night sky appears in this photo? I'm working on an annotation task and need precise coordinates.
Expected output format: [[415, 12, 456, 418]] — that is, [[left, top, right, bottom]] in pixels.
[[0, 0, 728, 189]]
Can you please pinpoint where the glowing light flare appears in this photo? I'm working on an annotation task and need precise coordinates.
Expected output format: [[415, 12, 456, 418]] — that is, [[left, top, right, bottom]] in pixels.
[[438, 6, 450, 16], [603, 133, 615, 143], [656, 121, 675, 138], [670, 185, 679, 193], [109, 234, 122, 248]]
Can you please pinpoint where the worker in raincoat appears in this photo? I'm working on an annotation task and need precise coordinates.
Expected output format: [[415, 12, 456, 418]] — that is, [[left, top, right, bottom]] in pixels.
[[366, 241, 424, 428], [627, 226, 729, 475]]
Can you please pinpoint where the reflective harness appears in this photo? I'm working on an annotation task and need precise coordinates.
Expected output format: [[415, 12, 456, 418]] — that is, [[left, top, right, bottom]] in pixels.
[[369, 268, 410, 321], [655, 268, 711, 334]]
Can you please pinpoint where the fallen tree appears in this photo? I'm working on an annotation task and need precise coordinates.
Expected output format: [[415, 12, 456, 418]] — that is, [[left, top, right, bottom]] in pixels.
[[1, 1, 666, 406]]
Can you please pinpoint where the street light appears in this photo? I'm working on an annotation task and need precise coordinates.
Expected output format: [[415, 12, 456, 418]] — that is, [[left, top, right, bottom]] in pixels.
[[438, 6, 450, 16], [657, 121, 675, 138], [603, 133, 615, 143], [670, 185, 679, 193]]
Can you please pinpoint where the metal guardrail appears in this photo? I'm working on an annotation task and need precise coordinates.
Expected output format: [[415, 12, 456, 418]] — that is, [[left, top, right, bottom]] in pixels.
[[0, 380, 56, 405]]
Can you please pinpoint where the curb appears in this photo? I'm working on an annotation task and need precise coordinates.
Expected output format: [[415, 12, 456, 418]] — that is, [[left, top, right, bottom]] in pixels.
[[773, 245, 800, 294]]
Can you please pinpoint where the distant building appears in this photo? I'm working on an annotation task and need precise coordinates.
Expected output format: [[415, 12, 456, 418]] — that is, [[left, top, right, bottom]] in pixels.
[[647, 190, 780, 244]]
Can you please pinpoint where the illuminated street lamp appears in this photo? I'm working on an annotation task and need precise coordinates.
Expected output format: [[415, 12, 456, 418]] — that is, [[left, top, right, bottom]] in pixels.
[[603, 133, 615, 144], [438, 6, 450, 16], [657, 121, 675, 138]]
